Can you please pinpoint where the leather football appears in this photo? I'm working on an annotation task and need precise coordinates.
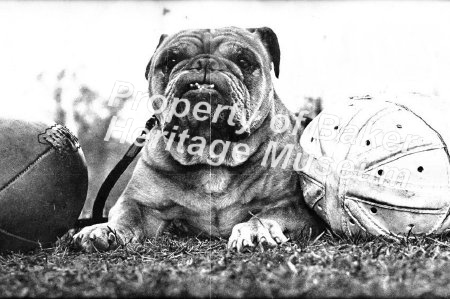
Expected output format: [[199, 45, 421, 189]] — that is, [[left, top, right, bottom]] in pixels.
[[0, 118, 88, 252]]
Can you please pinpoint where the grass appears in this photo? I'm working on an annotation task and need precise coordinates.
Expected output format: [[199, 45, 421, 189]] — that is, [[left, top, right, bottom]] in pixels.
[[2, 231, 450, 298]]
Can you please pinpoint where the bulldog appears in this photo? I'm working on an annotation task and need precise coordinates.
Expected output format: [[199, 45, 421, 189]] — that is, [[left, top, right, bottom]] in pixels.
[[74, 27, 324, 252]]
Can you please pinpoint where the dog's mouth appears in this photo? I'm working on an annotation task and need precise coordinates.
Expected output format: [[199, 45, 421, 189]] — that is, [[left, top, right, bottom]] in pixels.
[[172, 72, 231, 101], [180, 82, 220, 99], [188, 82, 216, 92], [162, 72, 250, 142]]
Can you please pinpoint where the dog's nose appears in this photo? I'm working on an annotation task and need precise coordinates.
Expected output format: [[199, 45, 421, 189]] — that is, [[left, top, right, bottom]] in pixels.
[[186, 55, 225, 72]]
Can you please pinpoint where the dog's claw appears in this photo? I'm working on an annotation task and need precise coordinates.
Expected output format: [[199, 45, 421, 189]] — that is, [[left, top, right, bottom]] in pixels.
[[108, 232, 116, 244], [227, 239, 237, 251], [73, 223, 126, 252], [227, 219, 288, 252]]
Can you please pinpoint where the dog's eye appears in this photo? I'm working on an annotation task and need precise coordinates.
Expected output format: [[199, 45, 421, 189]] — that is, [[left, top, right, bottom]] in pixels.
[[164, 58, 178, 73], [236, 56, 252, 70], [167, 57, 178, 68], [233, 51, 256, 72], [160, 52, 182, 73], [237, 58, 250, 69]]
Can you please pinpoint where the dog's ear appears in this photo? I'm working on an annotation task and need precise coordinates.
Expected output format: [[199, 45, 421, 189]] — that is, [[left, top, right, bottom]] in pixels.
[[247, 27, 280, 78], [145, 34, 168, 80]]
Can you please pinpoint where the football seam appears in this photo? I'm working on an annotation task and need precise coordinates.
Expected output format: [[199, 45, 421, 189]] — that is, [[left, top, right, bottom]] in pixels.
[[0, 147, 53, 194]]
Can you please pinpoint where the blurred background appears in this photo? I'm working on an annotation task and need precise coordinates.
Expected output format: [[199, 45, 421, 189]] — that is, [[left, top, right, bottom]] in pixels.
[[1, 0, 449, 217]]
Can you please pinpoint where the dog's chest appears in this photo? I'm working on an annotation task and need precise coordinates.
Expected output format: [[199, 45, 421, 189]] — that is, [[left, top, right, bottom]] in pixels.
[[199, 168, 232, 195]]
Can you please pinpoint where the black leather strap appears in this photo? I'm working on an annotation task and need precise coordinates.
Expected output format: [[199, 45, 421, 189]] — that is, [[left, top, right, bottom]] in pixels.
[[75, 116, 158, 228]]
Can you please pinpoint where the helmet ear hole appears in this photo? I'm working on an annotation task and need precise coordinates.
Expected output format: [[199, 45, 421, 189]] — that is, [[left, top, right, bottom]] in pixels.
[[418, 166, 424, 172], [370, 207, 377, 214]]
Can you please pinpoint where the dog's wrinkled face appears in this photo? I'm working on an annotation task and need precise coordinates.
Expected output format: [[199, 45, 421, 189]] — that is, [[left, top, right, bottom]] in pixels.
[[146, 27, 280, 143]]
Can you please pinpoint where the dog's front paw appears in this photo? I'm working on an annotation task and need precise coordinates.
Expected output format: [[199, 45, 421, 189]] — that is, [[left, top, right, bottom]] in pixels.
[[73, 223, 137, 252], [227, 219, 289, 252]]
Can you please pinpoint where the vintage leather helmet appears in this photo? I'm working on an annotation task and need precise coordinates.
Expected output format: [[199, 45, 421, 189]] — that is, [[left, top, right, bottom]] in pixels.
[[297, 96, 450, 239]]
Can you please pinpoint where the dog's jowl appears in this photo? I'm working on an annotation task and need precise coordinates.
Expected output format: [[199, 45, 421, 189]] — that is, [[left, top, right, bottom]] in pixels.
[[74, 27, 324, 252]]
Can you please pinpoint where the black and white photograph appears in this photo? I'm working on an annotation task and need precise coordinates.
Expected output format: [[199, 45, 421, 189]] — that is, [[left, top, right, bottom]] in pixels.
[[1, 0, 450, 297]]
